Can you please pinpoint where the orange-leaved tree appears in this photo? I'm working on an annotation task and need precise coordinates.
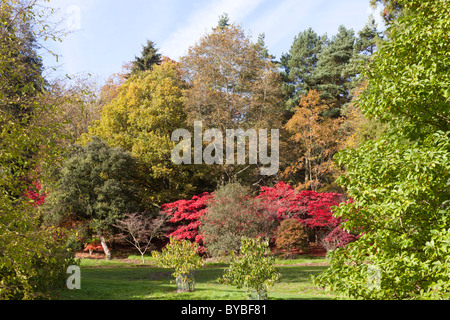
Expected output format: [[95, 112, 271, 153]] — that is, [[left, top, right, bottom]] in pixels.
[[284, 90, 342, 191]]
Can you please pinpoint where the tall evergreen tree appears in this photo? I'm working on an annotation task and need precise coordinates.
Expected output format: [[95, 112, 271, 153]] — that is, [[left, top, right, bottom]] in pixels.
[[342, 16, 382, 90], [355, 15, 381, 56], [281, 28, 324, 112], [255, 33, 273, 61], [128, 39, 162, 77], [216, 12, 230, 32], [0, 3, 45, 120], [0, 0, 75, 300], [312, 25, 357, 116]]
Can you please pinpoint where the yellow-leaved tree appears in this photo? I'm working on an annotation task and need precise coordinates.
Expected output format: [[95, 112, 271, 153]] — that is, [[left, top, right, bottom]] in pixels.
[[81, 58, 206, 205]]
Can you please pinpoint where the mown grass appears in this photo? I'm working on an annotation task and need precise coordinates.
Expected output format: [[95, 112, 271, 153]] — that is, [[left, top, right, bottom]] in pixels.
[[55, 254, 344, 300]]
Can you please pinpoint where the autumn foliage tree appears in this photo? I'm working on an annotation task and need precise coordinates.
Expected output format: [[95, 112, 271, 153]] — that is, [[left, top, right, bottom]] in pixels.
[[162, 181, 351, 255], [161, 191, 212, 252], [284, 90, 342, 191], [256, 182, 350, 245], [82, 58, 205, 204], [275, 219, 309, 257], [180, 21, 283, 185]]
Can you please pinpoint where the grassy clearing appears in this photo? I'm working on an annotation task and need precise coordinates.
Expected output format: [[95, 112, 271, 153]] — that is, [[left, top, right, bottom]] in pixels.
[[55, 254, 344, 300]]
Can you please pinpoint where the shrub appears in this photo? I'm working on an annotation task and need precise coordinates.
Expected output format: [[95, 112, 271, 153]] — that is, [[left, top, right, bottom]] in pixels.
[[200, 183, 277, 257], [83, 241, 104, 255], [161, 192, 212, 252], [320, 226, 358, 253], [256, 182, 346, 243], [275, 219, 309, 257], [219, 237, 281, 300], [152, 237, 203, 292], [0, 215, 77, 300]]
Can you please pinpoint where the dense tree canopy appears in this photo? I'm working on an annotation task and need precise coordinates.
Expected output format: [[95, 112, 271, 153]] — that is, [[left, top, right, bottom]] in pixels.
[[82, 59, 209, 204], [181, 23, 283, 131], [43, 137, 143, 259], [314, 0, 450, 299], [0, 0, 75, 300], [180, 22, 284, 186]]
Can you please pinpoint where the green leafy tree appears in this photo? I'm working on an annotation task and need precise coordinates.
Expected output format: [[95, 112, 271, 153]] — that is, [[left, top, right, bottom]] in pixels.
[[219, 237, 281, 300], [152, 237, 203, 292], [0, 1, 45, 119], [0, 0, 75, 300], [43, 137, 143, 260], [314, 0, 450, 299]]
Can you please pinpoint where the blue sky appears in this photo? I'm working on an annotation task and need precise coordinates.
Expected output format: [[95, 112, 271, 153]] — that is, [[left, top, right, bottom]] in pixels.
[[42, 0, 385, 82]]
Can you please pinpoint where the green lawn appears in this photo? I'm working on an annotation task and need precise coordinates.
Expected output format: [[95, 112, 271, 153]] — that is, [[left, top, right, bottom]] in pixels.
[[55, 255, 346, 300]]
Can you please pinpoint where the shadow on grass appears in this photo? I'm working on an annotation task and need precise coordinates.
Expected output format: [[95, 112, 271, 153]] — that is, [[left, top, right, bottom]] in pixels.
[[55, 263, 336, 300], [279, 266, 328, 283]]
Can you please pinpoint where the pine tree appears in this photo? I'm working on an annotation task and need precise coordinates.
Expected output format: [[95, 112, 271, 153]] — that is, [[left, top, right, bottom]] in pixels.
[[281, 28, 324, 112], [312, 25, 357, 117], [128, 39, 162, 77], [342, 16, 382, 91], [0, 5, 45, 120], [355, 15, 381, 56], [216, 13, 230, 32]]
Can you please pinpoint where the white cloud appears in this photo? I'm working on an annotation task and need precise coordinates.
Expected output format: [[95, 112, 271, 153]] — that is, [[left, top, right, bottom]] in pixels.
[[159, 0, 267, 60], [246, 0, 319, 57]]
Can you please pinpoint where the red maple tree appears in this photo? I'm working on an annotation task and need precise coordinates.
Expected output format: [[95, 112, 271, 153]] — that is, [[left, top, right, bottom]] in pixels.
[[161, 192, 212, 252], [162, 182, 357, 252]]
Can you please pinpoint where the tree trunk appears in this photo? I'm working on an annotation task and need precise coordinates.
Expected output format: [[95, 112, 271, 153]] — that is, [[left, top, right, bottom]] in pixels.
[[176, 272, 195, 292], [99, 235, 112, 260]]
